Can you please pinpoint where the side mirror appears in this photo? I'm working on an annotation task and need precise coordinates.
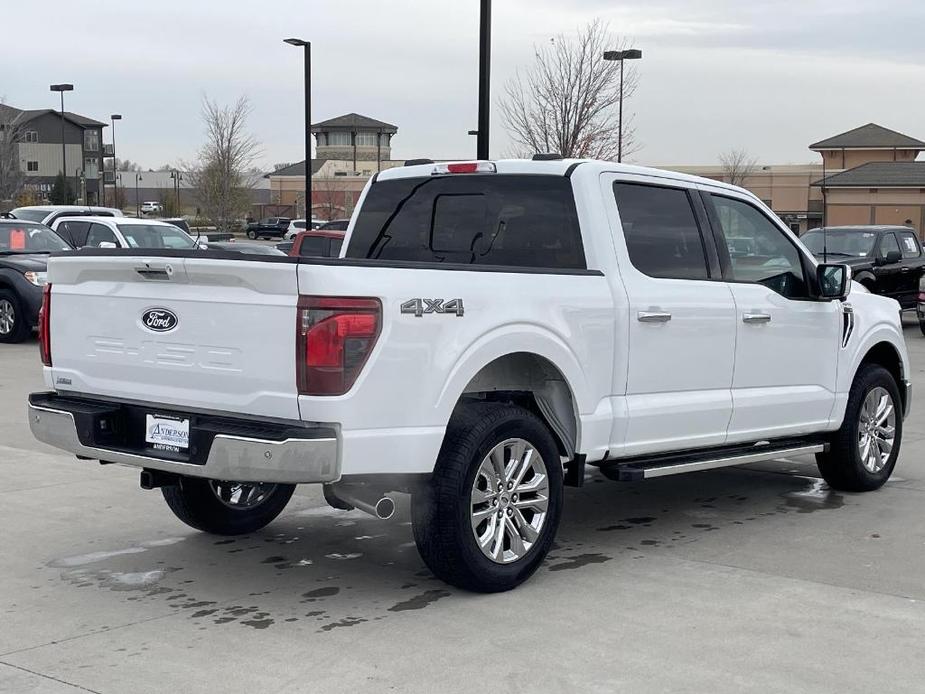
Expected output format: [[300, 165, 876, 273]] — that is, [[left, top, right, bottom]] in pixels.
[[885, 249, 902, 264], [98, 241, 117, 249], [816, 263, 851, 300]]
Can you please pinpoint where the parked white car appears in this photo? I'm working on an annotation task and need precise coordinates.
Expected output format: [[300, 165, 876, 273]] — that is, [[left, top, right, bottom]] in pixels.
[[10, 205, 123, 227], [285, 218, 328, 239], [50, 216, 203, 250], [30, 158, 911, 593]]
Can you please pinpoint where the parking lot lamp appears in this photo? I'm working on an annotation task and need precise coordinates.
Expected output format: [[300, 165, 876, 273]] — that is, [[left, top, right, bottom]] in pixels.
[[110, 114, 122, 207], [601, 49, 642, 163], [50, 84, 74, 199], [284, 38, 311, 220]]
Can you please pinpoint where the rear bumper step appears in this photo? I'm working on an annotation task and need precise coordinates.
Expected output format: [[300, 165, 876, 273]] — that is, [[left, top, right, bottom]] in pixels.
[[28, 392, 339, 484], [600, 441, 827, 481]]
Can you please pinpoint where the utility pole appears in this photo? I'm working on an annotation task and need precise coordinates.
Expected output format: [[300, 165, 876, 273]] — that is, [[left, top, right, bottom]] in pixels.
[[476, 0, 491, 160]]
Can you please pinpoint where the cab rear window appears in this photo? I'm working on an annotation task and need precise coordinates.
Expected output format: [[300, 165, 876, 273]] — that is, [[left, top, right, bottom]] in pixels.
[[346, 174, 585, 269]]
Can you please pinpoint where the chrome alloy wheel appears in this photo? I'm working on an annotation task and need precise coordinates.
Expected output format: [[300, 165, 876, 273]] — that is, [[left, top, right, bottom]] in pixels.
[[0, 299, 14, 336], [470, 438, 550, 564], [209, 481, 277, 510], [857, 386, 896, 473]]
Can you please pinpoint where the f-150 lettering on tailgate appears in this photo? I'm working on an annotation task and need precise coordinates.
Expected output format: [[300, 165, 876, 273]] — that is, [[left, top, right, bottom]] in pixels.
[[86, 336, 242, 372]]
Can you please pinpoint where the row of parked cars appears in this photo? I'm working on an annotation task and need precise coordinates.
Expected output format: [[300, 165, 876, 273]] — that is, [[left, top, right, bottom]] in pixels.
[[0, 205, 350, 343]]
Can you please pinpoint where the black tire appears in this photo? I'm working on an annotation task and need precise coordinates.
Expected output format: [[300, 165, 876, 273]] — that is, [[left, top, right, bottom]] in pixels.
[[919, 320, 925, 338], [0, 289, 31, 344], [162, 477, 295, 535], [246, 230, 257, 240], [412, 402, 563, 593], [816, 364, 903, 492]]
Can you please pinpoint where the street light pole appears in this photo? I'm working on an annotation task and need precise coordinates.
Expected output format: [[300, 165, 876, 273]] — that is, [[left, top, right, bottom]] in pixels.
[[49, 83, 74, 201], [602, 49, 642, 163], [135, 173, 142, 218], [284, 38, 311, 220], [476, 0, 491, 160], [110, 114, 122, 208]]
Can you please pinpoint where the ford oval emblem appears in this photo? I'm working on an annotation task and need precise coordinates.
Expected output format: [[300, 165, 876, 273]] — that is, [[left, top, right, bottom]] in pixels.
[[142, 308, 178, 332]]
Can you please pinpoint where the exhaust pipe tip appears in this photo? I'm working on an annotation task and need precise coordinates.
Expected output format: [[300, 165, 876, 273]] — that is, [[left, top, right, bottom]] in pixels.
[[375, 496, 395, 520]]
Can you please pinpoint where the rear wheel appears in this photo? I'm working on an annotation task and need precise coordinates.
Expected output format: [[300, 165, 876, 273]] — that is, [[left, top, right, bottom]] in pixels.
[[412, 402, 563, 593], [246, 230, 257, 240], [816, 364, 902, 491], [0, 290, 30, 344], [162, 477, 295, 535]]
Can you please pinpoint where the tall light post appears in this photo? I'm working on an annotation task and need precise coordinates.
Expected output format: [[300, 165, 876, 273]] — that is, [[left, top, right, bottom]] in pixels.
[[110, 114, 122, 208], [135, 173, 142, 218], [284, 38, 311, 220], [602, 49, 642, 163], [170, 170, 183, 213], [49, 83, 74, 201], [476, 0, 491, 160]]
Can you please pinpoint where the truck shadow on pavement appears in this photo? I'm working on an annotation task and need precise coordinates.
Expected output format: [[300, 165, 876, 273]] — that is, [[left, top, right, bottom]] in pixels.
[[46, 458, 857, 634]]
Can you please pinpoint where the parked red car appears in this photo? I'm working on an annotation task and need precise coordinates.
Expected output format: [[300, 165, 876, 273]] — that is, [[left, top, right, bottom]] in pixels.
[[285, 229, 346, 258]]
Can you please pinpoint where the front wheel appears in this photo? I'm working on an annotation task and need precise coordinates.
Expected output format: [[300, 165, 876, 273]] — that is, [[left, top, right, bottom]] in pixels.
[[412, 402, 563, 593], [816, 364, 902, 492], [0, 290, 30, 343], [162, 477, 295, 535], [246, 230, 257, 240]]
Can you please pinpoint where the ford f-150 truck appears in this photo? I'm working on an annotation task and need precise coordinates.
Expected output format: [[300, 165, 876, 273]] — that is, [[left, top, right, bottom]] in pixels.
[[29, 158, 911, 593]]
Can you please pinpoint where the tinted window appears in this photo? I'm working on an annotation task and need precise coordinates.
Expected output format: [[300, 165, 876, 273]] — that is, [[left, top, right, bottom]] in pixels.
[[801, 230, 876, 258], [56, 220, 91, 247], [613, 183, 709, 280], [879, 232, 901, 259], [10, 209, 49, 223], [899, 231, 921, 258], [329, 238, 343, 257], [0, 222, 71, 252], [117, 224, 196, 249], [710, 195, 806, 298], [322, 220, 349, 231], [298, 236, 328, 257], [347, 175, 585, 269], [86, 223, 119, 248]]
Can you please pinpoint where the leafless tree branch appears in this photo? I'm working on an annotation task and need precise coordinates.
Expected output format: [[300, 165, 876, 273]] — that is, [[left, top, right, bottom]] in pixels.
[[719, 148, 759, 187], [499, 20, 640, 161], [0, 99, 27, 204]]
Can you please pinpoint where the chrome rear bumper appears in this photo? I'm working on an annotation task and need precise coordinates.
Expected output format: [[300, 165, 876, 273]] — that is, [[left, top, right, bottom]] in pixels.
[[29, 400, 339, 484]]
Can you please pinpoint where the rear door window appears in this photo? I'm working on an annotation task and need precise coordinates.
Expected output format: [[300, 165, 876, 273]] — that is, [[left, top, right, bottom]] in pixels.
[[613, 182, 710, 280], [347, 174, 585, 269], [898, 231, 920, 258], [297, 236, 328, 257]]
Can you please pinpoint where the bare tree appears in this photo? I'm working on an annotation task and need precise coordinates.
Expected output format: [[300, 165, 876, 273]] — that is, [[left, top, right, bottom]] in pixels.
[[499, 20, 640, 161], [314, 175, 351, 221], [0, 101, 27, 204], [719, 149, 759, 187], [186, 95, 261, 229]]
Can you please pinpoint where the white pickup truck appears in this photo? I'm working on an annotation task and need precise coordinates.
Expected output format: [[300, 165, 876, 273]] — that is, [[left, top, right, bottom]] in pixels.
[[29, 158, 911, 592]]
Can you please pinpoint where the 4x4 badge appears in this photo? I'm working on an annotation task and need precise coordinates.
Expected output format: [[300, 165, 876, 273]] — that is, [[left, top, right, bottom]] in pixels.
[[400, 298, 464, 317]]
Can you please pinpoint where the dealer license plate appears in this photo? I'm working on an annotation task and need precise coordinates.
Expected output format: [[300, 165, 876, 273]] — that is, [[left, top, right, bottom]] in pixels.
[[145, 414, 190, 453]]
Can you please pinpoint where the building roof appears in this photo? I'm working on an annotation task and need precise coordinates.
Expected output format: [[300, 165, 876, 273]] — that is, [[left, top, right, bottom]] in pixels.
[[813, 162, 925, 188], [0, 103, 106, 128], [809, 123, 925, 150], [265, 159, 329, 177], [311, 113, 398, 133]]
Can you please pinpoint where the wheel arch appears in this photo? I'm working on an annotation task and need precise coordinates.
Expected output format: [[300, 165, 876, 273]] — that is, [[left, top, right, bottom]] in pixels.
[[436, 328, 590, 459], [858, 340, 907, 412]]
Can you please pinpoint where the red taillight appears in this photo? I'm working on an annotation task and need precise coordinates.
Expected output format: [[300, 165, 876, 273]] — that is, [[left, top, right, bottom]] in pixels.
[[297, 296, 381, 395], [39, 283, 52, 366]]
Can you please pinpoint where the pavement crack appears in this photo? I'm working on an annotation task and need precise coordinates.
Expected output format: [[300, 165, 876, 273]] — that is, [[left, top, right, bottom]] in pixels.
[[0, 660, 102, 693]]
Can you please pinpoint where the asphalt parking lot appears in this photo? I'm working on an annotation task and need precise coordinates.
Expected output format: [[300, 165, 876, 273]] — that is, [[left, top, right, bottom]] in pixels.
[[3, 322, 925, 693]]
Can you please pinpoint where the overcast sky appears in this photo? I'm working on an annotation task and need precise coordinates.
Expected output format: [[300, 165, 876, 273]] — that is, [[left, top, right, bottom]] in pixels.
[[4, 0, 924, 170]]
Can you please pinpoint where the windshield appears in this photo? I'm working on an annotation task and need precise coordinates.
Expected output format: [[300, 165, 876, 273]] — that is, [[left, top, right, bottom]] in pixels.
[[117, 224, 197, 249], [10, 208, 50, 223], [801, 230, 877, 257], [0, 222, 72, 252]]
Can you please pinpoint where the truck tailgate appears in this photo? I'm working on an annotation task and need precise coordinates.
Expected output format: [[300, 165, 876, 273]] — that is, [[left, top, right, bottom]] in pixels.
[[46, 254, 300, 420]]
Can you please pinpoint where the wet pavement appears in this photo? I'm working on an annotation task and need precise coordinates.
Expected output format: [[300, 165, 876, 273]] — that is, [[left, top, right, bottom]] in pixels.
[[3, 320, 925, 692]]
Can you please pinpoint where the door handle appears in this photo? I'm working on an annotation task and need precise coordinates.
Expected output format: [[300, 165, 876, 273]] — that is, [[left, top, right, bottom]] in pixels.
[[901, 267, 911, 272], [637, 311, 672, 323], [743, 313, 771, 324]]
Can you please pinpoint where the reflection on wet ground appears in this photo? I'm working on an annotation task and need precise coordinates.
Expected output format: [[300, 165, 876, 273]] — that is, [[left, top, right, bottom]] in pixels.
[[42, 459, 867, 633]]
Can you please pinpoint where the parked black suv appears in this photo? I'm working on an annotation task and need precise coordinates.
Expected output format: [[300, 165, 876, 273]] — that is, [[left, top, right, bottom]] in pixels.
[[245, 217, 290, 239], [0, 220, 72, 342], [801, 226, 925, 309]]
